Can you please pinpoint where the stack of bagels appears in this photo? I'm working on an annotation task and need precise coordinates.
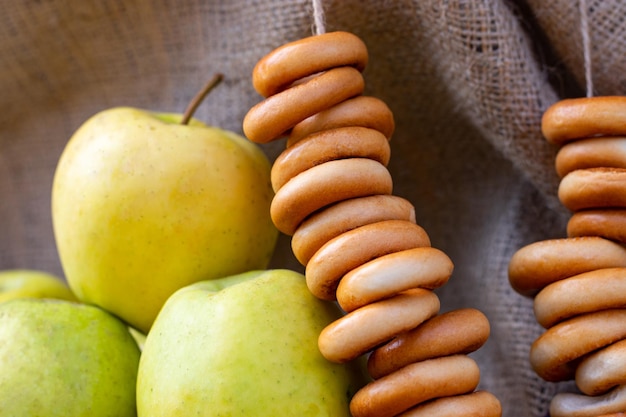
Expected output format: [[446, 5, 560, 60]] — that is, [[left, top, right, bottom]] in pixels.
[[244, 31, 501, 417], [509, 97, 626, 417]]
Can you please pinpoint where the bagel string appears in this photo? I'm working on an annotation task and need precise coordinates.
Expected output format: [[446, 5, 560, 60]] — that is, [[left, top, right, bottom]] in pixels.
[[579, 0, 593, 98], [311, 0, 326, 36], [243, 31, 501, 417], [508, 96, 626, 417]]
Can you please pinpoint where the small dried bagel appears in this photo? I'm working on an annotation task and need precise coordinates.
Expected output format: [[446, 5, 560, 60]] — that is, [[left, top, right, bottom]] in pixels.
[[349, 355, 480, 417], [318, 288, 440, 363], [397, 391, 502, 417], [367, 308, 490, 379], [270, 158, 393, 235], [306, 219, 431, 301], [567, 209, 626, 243], [559, 168, 626, 211], [291, 195, 416, 266], [542, 96, 626, 144], [508, 237, 626, 296], [271, 126, 390, 192], [252, 31, 368, 97], [576, 339, 626, 396], [336, 246, 452, 313], [243, 66, 365, 144], [534, 267, 626, 328], [556, 136, 626, 177], [550, 384, 626, 417], [288, 95, 395, 144], [530, 309, 626, 382]]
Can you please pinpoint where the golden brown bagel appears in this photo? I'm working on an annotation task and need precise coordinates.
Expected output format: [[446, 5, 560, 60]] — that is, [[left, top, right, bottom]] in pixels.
[[271, 126, 391, 191], [542, 96, 626, 144], [270, 158, 393, 235], [306, 219, 431, 301], [555, 136, 626, 177], [567, 209, 626, 243], [291, 195, 416, 266], [318, 288, 440, 363], [576, 338, 626, 396], [396, 391, 502, 417], [288, 95, 395, 144], [508, 237, 626, 296], [530, 309, 626, 382], [559, 168, 626, 211], [550, 384, 626, 417], [349, 355, 480, 417], [367, 308, 490, 379], [534, 267, 626, 328], [336, 246, 452, 313], [252, 31, 368, 97], [243, 66, 365, 144]]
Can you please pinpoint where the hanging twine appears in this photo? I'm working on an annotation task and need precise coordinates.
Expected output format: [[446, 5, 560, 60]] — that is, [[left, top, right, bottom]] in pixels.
[[579, 0, 593, 97], [312, 0, 326, 35]]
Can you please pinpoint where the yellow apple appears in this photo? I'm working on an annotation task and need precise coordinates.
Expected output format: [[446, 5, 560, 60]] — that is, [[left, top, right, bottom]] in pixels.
[[52, 92, 278, 333], [137, 269, 368, 416], [0, 269, 77, 303]]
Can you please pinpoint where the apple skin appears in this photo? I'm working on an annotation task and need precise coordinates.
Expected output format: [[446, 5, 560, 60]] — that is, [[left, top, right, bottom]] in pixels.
[[0, 269, 77, 303], [52, 107, 278, 333], [0, 298, 141, 416], [136, 269, 368, 417]]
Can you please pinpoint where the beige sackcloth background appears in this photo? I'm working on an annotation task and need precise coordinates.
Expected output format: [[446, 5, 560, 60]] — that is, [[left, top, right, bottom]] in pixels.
[[2, 0, 625, 415]]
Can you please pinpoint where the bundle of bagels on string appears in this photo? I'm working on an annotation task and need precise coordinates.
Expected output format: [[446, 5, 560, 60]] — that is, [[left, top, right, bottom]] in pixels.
[[4, 0, 626, 416], [243, 28, 503, 416], [512, 2, 626, 416]]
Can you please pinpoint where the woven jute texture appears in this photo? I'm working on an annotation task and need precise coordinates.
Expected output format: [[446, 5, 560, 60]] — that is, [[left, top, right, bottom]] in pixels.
[[2, 1, 625, 415]]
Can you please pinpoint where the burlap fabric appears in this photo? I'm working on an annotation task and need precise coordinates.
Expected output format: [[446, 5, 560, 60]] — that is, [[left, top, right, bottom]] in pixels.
[[2, 1, 625, 415]]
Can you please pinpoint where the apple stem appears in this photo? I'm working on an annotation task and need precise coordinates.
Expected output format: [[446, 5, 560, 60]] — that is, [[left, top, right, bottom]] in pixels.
[[181, 73, 224, 125]]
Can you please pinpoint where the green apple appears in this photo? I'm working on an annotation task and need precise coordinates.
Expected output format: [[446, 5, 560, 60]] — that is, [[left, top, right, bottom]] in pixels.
[[137, 269, 368, 416], [51, 84, 278, 333], [0, 269, 77, 303], [0, 298, 140, 416]]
